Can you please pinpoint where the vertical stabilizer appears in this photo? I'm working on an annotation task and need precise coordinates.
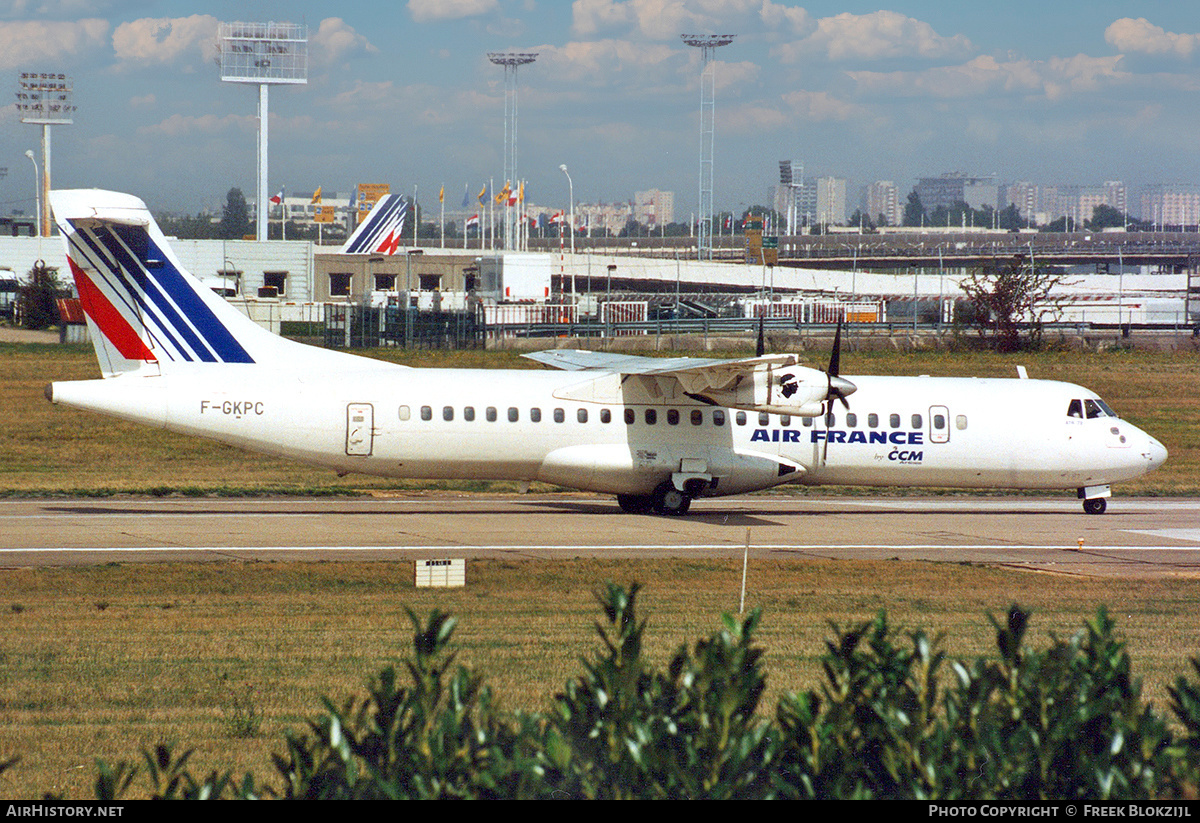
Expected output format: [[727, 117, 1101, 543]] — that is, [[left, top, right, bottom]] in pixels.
[[340, 194, 409, 255], [50, 189, 292, 377]]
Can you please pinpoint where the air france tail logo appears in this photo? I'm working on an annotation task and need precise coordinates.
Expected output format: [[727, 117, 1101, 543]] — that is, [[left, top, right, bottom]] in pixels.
[[65, 221, 253, 365]]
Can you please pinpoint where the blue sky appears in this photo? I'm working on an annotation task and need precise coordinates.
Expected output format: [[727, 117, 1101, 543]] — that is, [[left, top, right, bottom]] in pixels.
[[1, 1, 1197, 217]]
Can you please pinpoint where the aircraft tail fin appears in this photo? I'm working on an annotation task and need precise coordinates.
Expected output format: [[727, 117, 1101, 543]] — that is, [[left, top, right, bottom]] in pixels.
[[50, 189, 290, 378], [340, 194, 408, 255]]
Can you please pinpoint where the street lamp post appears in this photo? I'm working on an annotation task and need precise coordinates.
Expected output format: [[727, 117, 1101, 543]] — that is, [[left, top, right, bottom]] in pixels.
[[23, 150, 38, 237], [559, 163, 575, 300]]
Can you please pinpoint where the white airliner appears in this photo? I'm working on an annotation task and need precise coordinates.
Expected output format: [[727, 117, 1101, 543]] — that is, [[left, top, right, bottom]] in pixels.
[[46, 189, 1166, 516]]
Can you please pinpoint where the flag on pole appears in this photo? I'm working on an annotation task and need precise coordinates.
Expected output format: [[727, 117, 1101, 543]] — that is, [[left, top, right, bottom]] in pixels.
[[310, 187, 322, 205], [439, 185, 444, 204], [270, 188, 284, 205], [465, 214, 480, 230], [477, 184, 488, 205]]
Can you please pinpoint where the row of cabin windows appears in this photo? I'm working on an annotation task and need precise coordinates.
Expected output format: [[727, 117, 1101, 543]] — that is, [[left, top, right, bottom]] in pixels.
[[398, 405, 968, 431]]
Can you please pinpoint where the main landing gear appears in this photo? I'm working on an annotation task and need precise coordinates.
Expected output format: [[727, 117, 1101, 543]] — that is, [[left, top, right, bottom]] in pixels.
[[617, 481, 694, 516], [1082, 498, 1107, 515]]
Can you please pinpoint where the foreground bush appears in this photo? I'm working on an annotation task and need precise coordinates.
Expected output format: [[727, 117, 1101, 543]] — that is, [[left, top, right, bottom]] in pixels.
[[39, 585, 1200, 798]]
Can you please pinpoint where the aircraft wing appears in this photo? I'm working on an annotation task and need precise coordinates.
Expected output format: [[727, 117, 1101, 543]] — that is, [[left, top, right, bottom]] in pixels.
[[525, 349, 840, 416], [523, 349, 747, 374]]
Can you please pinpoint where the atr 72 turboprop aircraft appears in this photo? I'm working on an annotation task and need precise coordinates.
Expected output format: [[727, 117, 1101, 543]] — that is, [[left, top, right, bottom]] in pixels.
[[45, 189, 1166, 516]]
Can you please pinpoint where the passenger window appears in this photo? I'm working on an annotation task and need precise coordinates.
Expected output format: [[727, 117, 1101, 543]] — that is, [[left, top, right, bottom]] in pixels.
[[846, 413, 857, 428], [825, 412, 835, 427], [1067, 399, 1084, 418], [933, 414, 945, 430], [803, 416, 813, 427], [780, 415, 791, 427], [713, 410, 725, 427], [463, 406, 475, 422], [889, 413, 900, 428], [868, 413, 879, 428], [553, 408, 565, 423], [508, 407, 519, 422], [735, 411, 746, 426], [486, 406, 497, 422], [399, 405, 411, 421], [420, 405, 432, 421], [625, 408, 635, 425], [600, 408, 611, 424], [956, 414, 968, 430], [691, 410, 703, 426], [758, 412, 770, 426], [578, 408, 588, 423], [912, 414, 922, 428], [530, 408, 542, 423], [443, 406, 454, 421], [668, 409, 680, 425], [645, 409, 657, 425]]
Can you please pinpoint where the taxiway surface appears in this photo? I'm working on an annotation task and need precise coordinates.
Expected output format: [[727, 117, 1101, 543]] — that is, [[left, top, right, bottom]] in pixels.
[[2, 494, 1199, 578]]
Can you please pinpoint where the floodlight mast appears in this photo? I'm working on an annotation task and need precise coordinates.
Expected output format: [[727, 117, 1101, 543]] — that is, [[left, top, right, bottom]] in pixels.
[[219, 22, 308, 242], [487, 52, 537, 250], [16, 73, 75, 237], [682, 34, 735, 261]]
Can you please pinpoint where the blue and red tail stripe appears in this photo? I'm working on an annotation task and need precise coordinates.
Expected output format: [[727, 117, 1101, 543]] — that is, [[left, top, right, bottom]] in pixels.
[[66, 219, 254, 365], [343, 195, 408, 255]]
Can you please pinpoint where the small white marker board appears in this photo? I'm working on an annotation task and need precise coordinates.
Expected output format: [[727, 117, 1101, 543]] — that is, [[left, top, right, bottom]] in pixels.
[[415, 558, 466, 588]]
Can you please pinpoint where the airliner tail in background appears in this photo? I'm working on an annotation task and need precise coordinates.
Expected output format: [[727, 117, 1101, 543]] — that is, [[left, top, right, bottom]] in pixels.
[[340, 194, 409, 255]]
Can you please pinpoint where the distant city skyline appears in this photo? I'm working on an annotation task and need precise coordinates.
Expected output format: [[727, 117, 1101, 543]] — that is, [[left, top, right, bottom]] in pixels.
[[1, 2, 1196, 220]]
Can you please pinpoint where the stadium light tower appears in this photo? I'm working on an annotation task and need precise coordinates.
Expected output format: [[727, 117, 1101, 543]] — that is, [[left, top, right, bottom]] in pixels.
[[487, 52, 537, 250], [219, 22, 308, 241], [15, 72, 75, 237], [681, 34, 735, 261]]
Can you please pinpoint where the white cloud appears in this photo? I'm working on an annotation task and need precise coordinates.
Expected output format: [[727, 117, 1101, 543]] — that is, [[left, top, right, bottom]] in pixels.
[[781, 89, 866, 121], [847, 53, 1127, 101], [775, 10, 973, 63], [0, 18, 108, 71], [137, 112, 255, 138], [1105, 18, 1198, 59], [408, 0, 499, 23], [572, 0, 762, 41], [310, 18, 377, 67], [537, 38, 678, 85], [111, 14, 218, 69]]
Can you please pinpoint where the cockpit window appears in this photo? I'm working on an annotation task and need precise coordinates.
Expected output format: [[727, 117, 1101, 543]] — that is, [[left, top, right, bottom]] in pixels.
[[1070, 398, 1118, 419]]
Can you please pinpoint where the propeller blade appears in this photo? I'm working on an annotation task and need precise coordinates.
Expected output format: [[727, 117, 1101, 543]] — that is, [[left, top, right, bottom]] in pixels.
[[828, 315, 843, 377], [756, 315, 765, 358]]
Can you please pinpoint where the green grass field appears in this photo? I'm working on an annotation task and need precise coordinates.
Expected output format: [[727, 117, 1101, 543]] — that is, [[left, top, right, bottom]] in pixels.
[[1, 340, 1199, 798]]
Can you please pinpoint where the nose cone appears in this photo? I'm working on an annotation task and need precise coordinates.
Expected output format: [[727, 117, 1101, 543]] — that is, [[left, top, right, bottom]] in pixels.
[[1146, 436, 1168, 471]]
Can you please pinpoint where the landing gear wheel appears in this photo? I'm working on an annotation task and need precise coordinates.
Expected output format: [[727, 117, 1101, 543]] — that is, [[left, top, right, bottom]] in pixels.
[[1083, 498, 1107, 515], [652, 482, 692, 516], [617, 494, 654, 514]]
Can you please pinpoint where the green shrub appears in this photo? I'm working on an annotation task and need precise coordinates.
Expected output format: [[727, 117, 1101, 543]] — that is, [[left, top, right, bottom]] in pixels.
[[70, 587, 1200, 799]]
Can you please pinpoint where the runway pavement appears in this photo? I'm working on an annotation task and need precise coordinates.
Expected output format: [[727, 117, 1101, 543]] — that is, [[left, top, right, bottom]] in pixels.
[[2, 493, 1199, 577]]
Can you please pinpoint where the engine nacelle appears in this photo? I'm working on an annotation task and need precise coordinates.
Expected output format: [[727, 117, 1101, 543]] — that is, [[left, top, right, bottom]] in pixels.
[[693, 364, 830, 417]]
